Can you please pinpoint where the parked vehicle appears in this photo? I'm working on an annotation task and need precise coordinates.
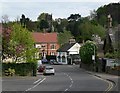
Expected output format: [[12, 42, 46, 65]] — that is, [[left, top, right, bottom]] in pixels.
[[43, 66, 55, 75], [37, 60, 42, 69], [38, 65, 45, 72], [50, 60, 62, 65]]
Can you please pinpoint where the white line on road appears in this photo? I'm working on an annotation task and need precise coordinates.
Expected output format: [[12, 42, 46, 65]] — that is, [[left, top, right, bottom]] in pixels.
[[33, 78, 41, 84], [63, 73, 73, 92], [65, 88, 68, 91], [25, 78, 46, 91]]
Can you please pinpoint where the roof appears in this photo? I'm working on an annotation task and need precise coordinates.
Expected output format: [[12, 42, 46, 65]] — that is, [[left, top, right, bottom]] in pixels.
[[32, 32, 58, 43], [57, 43, 75, 52]]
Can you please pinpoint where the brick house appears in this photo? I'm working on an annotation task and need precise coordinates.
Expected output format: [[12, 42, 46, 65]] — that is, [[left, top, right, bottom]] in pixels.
[[32, 32, 59, 59]]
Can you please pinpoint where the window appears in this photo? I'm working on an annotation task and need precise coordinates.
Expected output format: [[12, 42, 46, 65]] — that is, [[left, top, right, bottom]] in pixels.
[[62, 56, 66, 63], [51, 44, 56, 49], [50, 52, 55, 55]]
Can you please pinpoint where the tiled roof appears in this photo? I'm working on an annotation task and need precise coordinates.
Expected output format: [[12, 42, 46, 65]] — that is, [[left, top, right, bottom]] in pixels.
[[32, 32, 58, 43], [57, 43, 75, 52]]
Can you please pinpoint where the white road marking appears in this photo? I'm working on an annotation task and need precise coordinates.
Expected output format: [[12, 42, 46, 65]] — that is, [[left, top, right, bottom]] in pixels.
[[25, 78, 46, 91], [63, 73, 73, 92], [65, 88, 68, 91], [33, 78, 41, 84]]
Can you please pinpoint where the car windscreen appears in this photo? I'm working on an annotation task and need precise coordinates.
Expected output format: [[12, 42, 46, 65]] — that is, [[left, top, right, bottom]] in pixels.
[[46, 68, 53, 70]]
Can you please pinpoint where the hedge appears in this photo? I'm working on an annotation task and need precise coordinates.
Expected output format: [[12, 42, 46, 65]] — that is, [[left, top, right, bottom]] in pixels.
[[2, 62, 37, 76]]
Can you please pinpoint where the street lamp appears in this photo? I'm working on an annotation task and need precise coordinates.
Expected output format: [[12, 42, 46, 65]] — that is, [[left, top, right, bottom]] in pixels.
[[92, 44, 96, 71]]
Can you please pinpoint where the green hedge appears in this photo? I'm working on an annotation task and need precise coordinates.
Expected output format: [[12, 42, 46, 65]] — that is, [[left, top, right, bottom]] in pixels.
[[2, 62, 37, 76]]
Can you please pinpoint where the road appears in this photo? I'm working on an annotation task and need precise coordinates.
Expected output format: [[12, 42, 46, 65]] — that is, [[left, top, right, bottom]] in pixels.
[[2, 65, 112, 92]]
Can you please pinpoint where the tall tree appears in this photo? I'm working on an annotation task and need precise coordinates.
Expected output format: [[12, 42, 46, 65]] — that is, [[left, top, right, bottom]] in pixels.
[[37, 13, 52, 32], [3, 23, 37, 62], [96, 3, 120, 26], [58, 30, 73, 46]]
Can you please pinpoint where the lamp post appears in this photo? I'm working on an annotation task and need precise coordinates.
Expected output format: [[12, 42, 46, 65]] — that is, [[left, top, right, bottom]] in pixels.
[[92, 44, 96, 71]]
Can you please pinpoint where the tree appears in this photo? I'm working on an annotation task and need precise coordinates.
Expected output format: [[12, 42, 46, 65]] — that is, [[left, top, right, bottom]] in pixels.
[[4, 23, 37, 62], [37, 13, 52, 32], [39, 20, 49, 31], [58, 30, 73, 46], [68, 14, 81, 21], [80, 40, 97, 64], [96, 3, 120, 26], [20, 14, 26, 27], [2, 27, 12, 59]]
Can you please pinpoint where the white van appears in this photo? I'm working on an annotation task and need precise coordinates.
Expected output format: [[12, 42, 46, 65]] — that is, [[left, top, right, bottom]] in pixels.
[[37, 60, 42, 68]]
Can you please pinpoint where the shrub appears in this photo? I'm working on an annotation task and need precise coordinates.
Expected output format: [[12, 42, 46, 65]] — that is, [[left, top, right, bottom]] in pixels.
[[105, 53, 114, 58], [2, 62, 37, 76], [5, 68, 15, 76], [80, 40, 97, 64]]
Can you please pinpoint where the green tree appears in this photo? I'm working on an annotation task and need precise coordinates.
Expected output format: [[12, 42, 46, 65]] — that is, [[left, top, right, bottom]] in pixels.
[[9, 23, 37, 62], [79, 20, 106, 42], [58, 30, 73, 46], [96, 3, 120, 26], [39, 20, 49, 31], [80, 40, 97, 64], [103, 33, 114, 55], [37, 13, 52, 32]]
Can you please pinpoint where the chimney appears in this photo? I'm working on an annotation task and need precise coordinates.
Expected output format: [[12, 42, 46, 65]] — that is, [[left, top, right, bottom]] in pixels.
[[69, 38, 76, 44]]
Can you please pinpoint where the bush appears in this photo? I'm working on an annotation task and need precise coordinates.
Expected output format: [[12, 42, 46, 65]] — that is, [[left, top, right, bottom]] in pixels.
[[5, 68, 15, 76], [2, 62, 37, 76], [105, 53, 114, 58], [80, 40, 97, 64]]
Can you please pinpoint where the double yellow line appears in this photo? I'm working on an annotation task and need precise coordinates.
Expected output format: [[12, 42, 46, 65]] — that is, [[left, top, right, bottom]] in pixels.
[[93, 75, 114, 93]]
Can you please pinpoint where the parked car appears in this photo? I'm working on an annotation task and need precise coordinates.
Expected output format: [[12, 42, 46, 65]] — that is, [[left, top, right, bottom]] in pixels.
[[43, 66, 55, 75], [37, 60, 42, 69], [50, 60, 62, 65], [38, 65, 45, 72]]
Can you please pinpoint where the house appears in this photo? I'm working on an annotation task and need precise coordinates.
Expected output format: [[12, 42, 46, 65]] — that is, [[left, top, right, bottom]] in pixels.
[[57, 39, 81, 64], [32, 32, 59, 59]]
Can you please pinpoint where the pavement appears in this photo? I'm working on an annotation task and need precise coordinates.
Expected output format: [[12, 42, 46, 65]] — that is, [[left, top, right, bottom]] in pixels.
[[85, 70, 120, 91]]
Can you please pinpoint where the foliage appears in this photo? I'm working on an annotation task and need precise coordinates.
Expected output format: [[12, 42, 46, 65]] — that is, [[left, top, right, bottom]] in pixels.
[[37, 13, 52, 32], [58, 30, 73, 46], [80, 40, 97, 64], [2, 26, 12, 59], [20, 14, 37, 31], [2, 23, 37, 62], [2, 62, 37, 76], [103, 33, 114, 54], [5, 68, 15, 76], [79, 20, 106, 42], [53, 18, 68, 33], [39, 20, 49, 30], [105, 53, 115, 58], [11, 23, 37, 62], [95, 3, 120, 26], [68, 14, 81, 21]]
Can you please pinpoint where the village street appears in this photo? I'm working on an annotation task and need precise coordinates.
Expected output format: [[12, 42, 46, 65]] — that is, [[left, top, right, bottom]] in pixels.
[[2, 65, 116, 92]]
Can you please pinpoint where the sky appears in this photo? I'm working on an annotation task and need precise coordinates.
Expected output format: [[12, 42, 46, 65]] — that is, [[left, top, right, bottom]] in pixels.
[[0, 0, 120, 21]]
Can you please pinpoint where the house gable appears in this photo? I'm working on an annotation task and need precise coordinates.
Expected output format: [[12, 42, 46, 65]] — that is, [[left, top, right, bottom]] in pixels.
[[68, 43, 81, 54]]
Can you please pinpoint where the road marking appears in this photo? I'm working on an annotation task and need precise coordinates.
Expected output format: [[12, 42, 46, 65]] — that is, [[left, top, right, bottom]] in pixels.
[[104, 80, 113, 93], [25, 78, 46, 91], [92, 75, 114, 93], [33, 78, 41, 84], [63, 73, 73, 92], [65, 88, 68, 91]]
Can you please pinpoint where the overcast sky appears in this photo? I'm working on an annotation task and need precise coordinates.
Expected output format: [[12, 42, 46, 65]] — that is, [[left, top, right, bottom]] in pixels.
[[0, 0, 119, 21]]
